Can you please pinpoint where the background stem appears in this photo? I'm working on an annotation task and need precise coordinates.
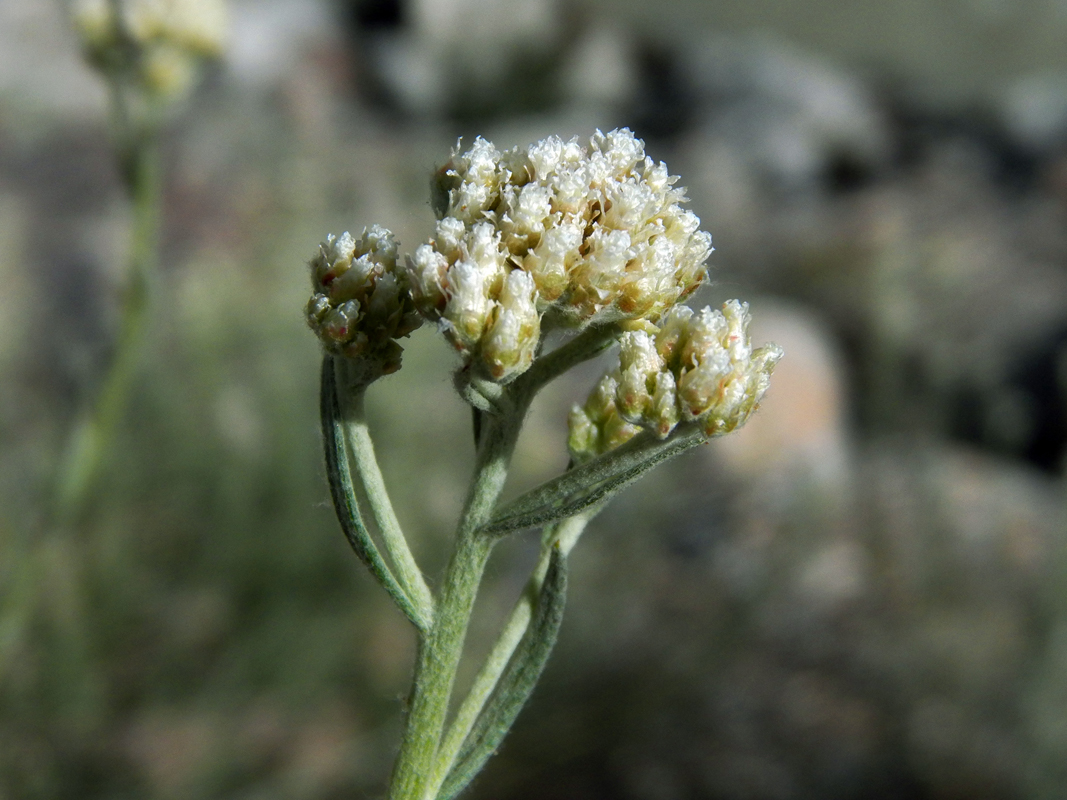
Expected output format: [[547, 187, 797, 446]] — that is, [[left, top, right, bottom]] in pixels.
[[52, 82, 160, 526]]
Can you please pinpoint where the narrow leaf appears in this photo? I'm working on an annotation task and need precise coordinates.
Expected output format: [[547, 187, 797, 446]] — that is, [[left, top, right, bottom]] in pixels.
[[483, 424, 706, 535], [320, 357, 428, 631], [437, 545, 569, 800]]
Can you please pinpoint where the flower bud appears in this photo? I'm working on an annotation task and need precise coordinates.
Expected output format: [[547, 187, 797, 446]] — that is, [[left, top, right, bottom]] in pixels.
[[438, 136, 505, 223], [407, 244, 449, 313], [567, 375, 640, 464], [615, 331, 664, 422], [522, 222, 582, 302], [443, 260, 497, 352], [482, 270, 541, 382], [567, 405, 599, 463], [650, 371, 679, 438], [677, 302, 782, 435], [306, 226, 421, 376], [654, 304, 695, 366], [570, 301, 782, 446]]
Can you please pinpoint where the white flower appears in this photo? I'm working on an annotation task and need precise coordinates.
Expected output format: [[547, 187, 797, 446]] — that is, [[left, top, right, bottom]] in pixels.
[[444, 260, 497, 351], [410, 128, 714, 382], [442, 137, 504, 222], [408, 244, 449, 311], [482, 270, 541, 381], [522, 222, 582, 302], [72, 0, 226, 100], [569, 301, 783, 449]]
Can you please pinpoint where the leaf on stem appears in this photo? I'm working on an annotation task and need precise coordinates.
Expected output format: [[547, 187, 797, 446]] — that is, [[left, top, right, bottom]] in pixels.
[[320, 356, 430, 631], [437, 544, 569, 800], [482, 424, 706, 536]]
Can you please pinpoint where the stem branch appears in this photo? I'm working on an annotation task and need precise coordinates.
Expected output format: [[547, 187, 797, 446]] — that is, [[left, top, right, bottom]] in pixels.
[[321, 358, 431, 632], [341, 388, 435, 626], [387, 393, 529, 800], [427, 512, 592, 796]]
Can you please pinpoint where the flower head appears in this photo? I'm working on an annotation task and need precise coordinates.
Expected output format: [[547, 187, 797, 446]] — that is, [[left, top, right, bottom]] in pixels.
[[306, 226, 422, 377], [409, 128, 713, 382], [567, 375, 642, 464], [568, 301, 783, 460], [72, 0, 226, 100]]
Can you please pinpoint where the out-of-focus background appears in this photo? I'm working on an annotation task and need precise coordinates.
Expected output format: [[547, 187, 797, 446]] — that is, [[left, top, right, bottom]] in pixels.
[[3, 0, 1067, 797]]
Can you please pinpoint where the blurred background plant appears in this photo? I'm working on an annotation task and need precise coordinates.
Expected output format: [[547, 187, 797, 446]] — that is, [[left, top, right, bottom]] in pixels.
[[55, 0, 227, 526], [1, 1, 1067, 799]]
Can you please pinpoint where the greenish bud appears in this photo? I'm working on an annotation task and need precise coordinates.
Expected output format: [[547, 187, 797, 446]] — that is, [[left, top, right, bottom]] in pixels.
[[306, 226, 422, 379], [567, 375, 641, 464]]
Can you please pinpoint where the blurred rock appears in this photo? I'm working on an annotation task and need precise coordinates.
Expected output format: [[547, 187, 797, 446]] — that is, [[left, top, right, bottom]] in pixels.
[[714, 299, 852, 495], [679, 102, 1067, 473], [1000, 72, 1067, 154], [0, 1, 106, 121], [677, 35, 891, 193], [347, 0, 569, 119], [226, 0, 334, 89], [557, 23, 640, 115]]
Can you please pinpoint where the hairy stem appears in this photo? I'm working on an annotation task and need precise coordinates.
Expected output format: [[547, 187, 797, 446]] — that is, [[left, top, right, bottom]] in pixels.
[[519, 323, 619, 394], [427, 512, 592, 796], [341, 388, 435, 626], [387, 397, 528, 800], [321, 358, 431, 632]]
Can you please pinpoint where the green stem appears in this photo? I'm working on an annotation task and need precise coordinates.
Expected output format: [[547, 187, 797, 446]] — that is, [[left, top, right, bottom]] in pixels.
[[341, 389, 435, 626], [387, 399, 528, 800], [427, 512, 592, 796], [485, 424, 706, 535], [518, 323, 619, 394], [437, 544, 569, 800], [321, 358, 431, 632], [52, 82, 159, 526]]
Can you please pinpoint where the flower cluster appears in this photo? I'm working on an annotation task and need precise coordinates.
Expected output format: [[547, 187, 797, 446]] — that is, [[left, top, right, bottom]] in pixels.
[[306, 227, 422, 375], [306, 131, 783, 800], [72, 0, 226, 100], [407, 129, 713, 382], [567, 375, 642, 465], [569, 301, 783, 462], [408, 217, 541, 382]]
